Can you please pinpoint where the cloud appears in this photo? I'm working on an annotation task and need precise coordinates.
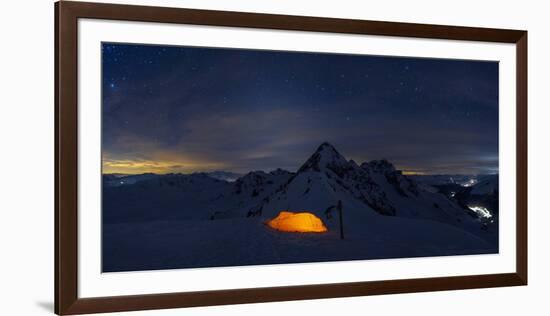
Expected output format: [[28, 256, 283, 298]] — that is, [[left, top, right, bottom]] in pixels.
[[102, 43, 499, 175]]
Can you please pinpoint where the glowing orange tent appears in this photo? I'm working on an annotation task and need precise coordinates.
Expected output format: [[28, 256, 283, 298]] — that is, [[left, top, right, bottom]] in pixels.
[[267, 211, 328, 233]]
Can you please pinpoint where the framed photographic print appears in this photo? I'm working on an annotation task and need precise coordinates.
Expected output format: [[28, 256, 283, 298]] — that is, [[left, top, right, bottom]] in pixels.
[[55, 1, 527, 315]]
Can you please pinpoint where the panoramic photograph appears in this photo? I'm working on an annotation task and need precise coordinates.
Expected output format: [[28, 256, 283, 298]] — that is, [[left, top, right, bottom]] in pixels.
[[101, 43, 499, 273]]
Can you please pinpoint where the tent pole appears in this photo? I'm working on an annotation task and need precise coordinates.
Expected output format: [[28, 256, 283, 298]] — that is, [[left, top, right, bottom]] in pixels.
[[338, 200, 344, 239]]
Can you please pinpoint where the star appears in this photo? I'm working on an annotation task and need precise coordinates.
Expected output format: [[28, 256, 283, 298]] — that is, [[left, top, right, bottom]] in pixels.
[[109, 83, 115, 88]]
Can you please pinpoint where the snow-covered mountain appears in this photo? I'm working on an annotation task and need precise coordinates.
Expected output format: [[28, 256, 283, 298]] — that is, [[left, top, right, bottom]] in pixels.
[[103, 142, 497, 243], [103, 171, 244, 187], [410, 174, 480, 187], [470, 175, 499, 196], [102, 142, 500, 271], [204, 171, 243, 182], [104, 173, 159, 187], [236, 142, 494, 242]]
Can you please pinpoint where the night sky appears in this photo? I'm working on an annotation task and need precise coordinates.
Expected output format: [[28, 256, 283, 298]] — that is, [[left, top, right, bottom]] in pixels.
[[102, 43, 498, 175]]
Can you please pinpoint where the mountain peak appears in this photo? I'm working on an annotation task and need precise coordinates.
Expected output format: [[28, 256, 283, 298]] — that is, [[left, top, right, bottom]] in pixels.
[[297, 142, 350, 174], [315, 142, 343, 157], [318, 141, 335, 149]]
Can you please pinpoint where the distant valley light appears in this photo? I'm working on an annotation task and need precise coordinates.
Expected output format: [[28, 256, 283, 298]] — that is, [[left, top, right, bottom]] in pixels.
[[462, 178, 478, 187], [468, 205, 492, 219]]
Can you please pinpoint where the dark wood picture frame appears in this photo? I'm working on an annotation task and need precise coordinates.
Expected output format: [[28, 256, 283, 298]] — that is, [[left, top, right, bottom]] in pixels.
[[55, 1, 527, 314]]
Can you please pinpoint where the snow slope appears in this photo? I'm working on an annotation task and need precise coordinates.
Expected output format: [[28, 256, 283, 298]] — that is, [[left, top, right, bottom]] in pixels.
[[103, 216, 493, 272]]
